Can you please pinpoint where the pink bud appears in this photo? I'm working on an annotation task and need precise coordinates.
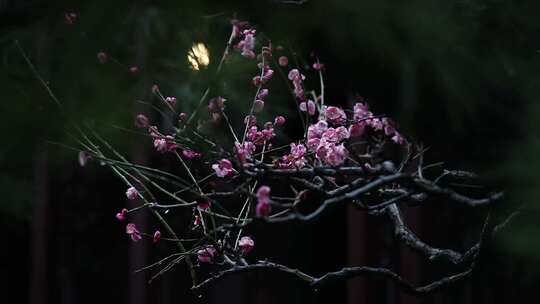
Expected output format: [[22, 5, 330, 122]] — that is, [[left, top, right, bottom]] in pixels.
[[348, 123, 365, 137], [274, 116, 286, 126], [154, 138, 167, 152], [129, 66, 139, 73], [97, 51, 108, 64], [165, 96, 177, 106], [256, 185, 271, 200], [256, 201, 271, 217], [255, 186, 272, 217], [126, 187, 138, 200], [300, 100, 316, 116], [252, 76, 263, 86], [135, 114, 149, 128], [392, 133, 405, 145], [78, 151, 89, 167], [153, 231, 161, 243], [262, 69, 274, 82], [312, 62, 324, 71], [197, 246, 217, 263], [151, 84, 160, 94], [244, 115, 257, 126], [126, 223, 142, 242], [182, 150, 201, 159], [179, 112, 187, 121], [257, 89, 269, 100], [64, 12, 77, 24], [116, 208, 128, 221], [253, 99, 265, 112], [208, 96, 226, 113], [194, 215, 201, 227], [198, 201, 211, 210], [238, 236, 255, 255], [278, 56, 289, 66]]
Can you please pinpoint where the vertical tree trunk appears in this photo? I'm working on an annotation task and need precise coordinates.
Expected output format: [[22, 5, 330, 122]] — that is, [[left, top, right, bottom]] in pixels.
[[30, 22, 52, 303], [30, 145, 49, 304]]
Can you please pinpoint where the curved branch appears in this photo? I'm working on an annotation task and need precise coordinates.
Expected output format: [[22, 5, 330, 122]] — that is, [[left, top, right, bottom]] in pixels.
[[191, 260, 472, 296]]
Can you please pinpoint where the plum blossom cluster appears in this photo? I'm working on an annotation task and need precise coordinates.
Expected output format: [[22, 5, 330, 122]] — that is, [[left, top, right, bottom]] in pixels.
[[351, 102, 404, 144], [80, 19, 505, 296], [106, 19, 409, 265], [306, 119, 350, 166]]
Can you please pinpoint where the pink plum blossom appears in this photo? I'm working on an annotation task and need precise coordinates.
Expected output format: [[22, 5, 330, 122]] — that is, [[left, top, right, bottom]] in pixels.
[[153, 136, 178, 153], [288, 69, 306, 100], [321, 127, 350, 143], [324, 106, 347, 125], [290, 143, 307, 159], [307, 120, 328, 140], [306, 119, 350, 166], [237, 29, 256, 59], [197, 246, 217, 263], [247, 126, 274, 145], [256, 186, 271, 205], [288, 69, 305, 82], [238, 236, 255, 255], [353, 102, 371, 120], [153, 138, 167, 152], [212, 159, 234, 177], [182, 150, 201, 159], [126, 223, 142, 242], [324, 144, 349, 166], [234, 141, 256, 164], [126, 187, 138, 200], [262, 68, 274, 82], [153, 231, 161, 243], [299, 100, 316, 115], [257, 88, 269, 100], [278, 143, 308, 168]]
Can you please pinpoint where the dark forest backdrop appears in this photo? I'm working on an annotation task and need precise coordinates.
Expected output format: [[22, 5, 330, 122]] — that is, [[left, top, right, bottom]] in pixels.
[[1, 0, 540, 303]]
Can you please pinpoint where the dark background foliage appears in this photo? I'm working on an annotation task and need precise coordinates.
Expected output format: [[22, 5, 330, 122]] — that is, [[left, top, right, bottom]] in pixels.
[[1, 0, 540, 303]]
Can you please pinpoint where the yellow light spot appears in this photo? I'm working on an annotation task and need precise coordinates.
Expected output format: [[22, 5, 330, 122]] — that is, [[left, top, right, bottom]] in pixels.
[[187, 42, 210, 70]]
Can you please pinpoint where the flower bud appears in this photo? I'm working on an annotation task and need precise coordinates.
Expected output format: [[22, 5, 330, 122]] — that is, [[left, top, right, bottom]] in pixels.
[[238, 236, 255, 255], [274, 116, 285, 126]]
